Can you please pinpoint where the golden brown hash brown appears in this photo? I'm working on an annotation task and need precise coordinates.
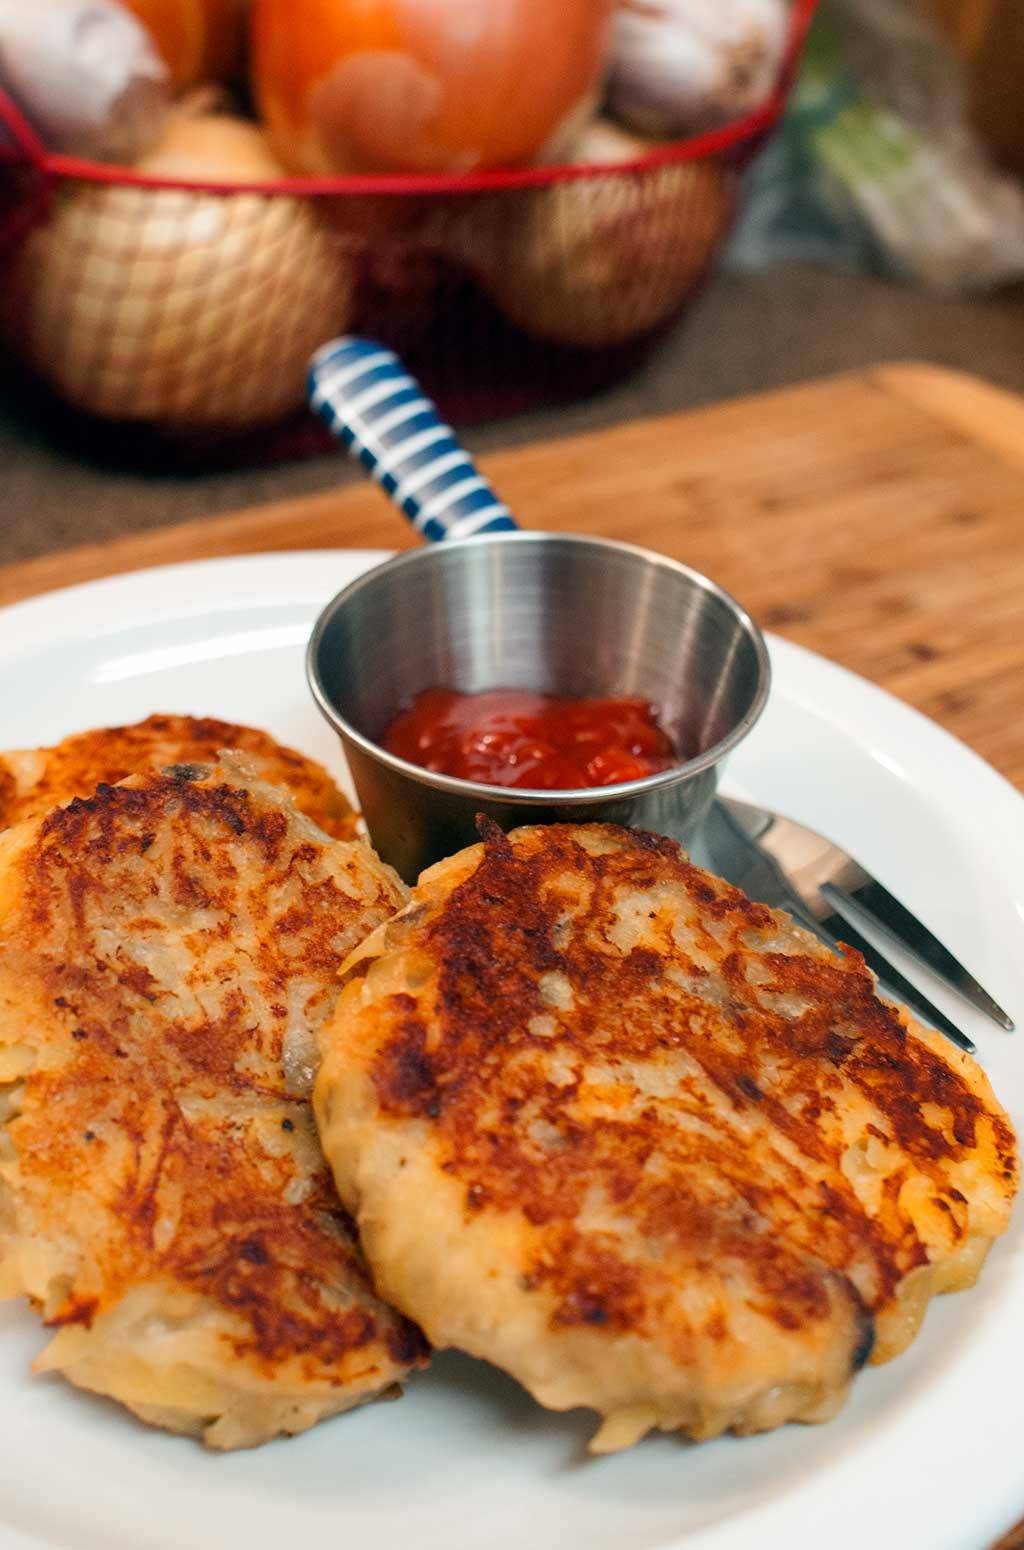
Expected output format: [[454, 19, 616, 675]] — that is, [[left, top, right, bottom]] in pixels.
[[316, 821, 1017, 1452], [0, 757, 427, 1449], [0, 713, 357, 839]]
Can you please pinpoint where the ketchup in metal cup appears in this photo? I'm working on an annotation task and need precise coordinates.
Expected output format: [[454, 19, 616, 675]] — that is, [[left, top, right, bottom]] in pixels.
[[381, 688, 679, 790]]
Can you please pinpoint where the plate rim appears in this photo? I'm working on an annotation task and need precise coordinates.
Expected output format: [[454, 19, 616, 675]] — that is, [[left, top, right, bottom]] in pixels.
[[2, 548, 1020, 828]]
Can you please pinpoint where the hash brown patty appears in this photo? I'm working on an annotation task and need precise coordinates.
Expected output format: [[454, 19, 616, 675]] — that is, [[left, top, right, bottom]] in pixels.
[[315, 821, 1017, 1452], [0, 713, 357, 839], [0, 757, 426, 1448]]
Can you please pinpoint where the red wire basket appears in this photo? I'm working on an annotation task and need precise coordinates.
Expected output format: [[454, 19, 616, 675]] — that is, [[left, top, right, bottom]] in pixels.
[[0, 0, 817, 457]]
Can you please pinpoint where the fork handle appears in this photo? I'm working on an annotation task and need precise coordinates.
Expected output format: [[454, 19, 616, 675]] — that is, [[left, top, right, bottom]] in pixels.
[[309, 338, 518, 543]]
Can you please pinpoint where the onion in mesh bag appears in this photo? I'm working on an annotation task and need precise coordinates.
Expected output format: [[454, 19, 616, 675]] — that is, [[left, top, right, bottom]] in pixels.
[[3, 113, 356, 429], [443, 121, 732, 349]]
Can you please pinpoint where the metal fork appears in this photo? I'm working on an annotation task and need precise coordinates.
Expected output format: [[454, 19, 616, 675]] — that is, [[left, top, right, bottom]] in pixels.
[[697, 797, 1016, 1056]]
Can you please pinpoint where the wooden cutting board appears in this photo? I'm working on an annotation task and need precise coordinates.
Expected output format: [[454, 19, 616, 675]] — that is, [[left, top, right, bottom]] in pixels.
[[3, 361, 1024, 794], [2, 362, 1024, 1547]]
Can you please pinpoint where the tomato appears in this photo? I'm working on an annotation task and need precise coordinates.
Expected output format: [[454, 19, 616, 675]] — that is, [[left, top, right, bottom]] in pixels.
[[382, 688, 679, 790]]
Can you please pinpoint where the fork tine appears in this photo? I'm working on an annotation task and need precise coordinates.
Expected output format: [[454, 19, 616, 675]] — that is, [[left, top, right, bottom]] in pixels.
[[704, 801, 977, 1056], [820, 878, 1014, 1032], [812, 908, 976, 1055]]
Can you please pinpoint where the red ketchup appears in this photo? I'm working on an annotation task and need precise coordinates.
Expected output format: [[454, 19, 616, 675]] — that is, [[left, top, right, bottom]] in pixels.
[[382, 688, 678, 790]]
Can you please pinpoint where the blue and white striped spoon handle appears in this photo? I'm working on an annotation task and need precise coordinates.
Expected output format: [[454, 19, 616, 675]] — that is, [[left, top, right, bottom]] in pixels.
[[309, 338, 519, 542]]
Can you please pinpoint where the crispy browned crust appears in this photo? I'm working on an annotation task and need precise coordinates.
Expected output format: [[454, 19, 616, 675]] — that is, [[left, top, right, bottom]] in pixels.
[[382, 823, 1013, 1323], [0, 714, 357, 840], [317, 821, 1018, 1447], [0, 760, 425, 1446]]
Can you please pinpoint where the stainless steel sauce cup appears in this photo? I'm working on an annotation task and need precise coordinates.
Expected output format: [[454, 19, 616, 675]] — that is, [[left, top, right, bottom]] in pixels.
[[307, 532, 770, 882]]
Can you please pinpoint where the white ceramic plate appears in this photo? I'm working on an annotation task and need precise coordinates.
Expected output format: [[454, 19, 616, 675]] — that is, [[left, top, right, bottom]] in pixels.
[[0, 550, 1021, 1550]]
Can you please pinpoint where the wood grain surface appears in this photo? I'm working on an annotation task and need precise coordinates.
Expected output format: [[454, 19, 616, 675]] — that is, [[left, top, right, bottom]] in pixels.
[[3, 362, 1024, 792], [1, 361, 1023, 1543]]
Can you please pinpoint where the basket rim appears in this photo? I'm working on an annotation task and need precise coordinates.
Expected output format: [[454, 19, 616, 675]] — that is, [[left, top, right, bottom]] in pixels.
[[0, 0, 817, 197]]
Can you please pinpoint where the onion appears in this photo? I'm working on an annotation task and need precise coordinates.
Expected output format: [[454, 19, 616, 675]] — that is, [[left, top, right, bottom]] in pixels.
[[119, 0, 247, 90], [0, 0, 170, 162], [250, 0, 613, 175], [443, 119, 732, 349], [607, 0, 789, 138], [133, 102, 276, 177], [3, 113, 355, 428]]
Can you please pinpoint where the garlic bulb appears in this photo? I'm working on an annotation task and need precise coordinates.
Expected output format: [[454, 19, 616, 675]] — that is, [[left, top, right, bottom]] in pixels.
[[607, 0, 789, 139], [0, 0, 170, 162]]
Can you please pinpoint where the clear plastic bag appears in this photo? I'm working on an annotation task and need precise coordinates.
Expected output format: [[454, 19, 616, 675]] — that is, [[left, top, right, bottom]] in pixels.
[[728, 0, 1024, 292]]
